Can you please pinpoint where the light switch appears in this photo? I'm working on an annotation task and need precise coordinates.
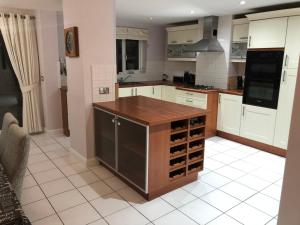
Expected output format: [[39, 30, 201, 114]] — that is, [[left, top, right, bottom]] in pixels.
[[99, 87, 109, 94]]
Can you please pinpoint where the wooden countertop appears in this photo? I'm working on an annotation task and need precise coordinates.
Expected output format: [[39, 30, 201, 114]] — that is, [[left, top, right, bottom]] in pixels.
[[118, 80, 219, 94], [220, 89, 243, 96], [93, 96, 206, 126]]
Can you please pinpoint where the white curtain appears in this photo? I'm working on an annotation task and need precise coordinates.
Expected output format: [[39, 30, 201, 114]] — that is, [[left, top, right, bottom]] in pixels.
[[0, 13, 43, 133]]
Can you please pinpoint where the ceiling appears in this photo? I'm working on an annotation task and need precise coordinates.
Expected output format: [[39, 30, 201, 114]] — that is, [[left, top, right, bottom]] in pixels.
[[116, 0, 300, 25], [0, 0, 62, 11]]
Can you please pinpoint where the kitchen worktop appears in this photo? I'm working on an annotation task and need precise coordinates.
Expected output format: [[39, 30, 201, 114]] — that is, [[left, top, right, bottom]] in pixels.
[[220, 89, 243, 96], [118, 80, 242, 95], [118, 80, 219, 94], [93, 96, 206, 126]]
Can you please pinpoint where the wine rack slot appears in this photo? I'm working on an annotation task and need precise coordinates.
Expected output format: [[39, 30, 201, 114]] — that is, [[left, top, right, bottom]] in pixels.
[[189, 151, 203, 162], [189, 128, 205, 140], [190, 117, 205, 129], [170, 144, 187, 158], [170, 132, 187, 145], [169, 168, 185, 181], [188, 161, 203, 174], [170, 156, 186, 170], [189, 139, 204, 151], [171, 120, 188, 133]]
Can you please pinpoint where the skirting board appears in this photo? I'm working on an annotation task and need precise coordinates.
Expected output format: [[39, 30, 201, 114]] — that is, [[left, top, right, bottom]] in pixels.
[[68, 147, 99, 167], [217, 130, 287, 157], [45, 128, 63, 136]]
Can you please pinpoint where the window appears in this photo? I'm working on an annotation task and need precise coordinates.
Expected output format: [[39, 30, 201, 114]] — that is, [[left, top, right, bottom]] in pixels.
[[116, 39, 146, 74]]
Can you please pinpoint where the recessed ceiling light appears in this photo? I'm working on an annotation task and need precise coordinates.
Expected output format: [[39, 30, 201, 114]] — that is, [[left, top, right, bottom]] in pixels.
[[190, 10, 195, 15], [240, 0, 246, 5]]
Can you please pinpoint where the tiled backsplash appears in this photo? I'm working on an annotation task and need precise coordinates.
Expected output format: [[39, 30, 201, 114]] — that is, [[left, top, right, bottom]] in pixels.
[[91, 65, 116, 103]]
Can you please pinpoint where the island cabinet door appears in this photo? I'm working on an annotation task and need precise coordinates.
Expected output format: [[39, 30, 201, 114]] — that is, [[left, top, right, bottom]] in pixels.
[[94, 108, 117, 169], [117, 117, 148, 192]]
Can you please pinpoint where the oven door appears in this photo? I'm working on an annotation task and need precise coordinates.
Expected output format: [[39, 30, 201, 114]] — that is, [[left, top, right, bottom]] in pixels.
[[243, 78, 281, 109], [245, 50, 284, 80]]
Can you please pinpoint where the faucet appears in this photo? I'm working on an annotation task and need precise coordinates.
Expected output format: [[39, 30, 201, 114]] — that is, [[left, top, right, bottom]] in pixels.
[[118, 74, 132, 83]]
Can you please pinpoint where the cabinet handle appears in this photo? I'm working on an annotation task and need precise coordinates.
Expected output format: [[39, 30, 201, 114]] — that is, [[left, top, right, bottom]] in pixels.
[[135, 88, 137, 96], [117, 122, 121, 126], [186, 99, 193, 103], [219, 95, 221, 104], [171, 41, 177, 44], [242, 106, 245, 117], [152, 87, 155, 95], [248, 36, 251, 48], [131, 88, 134, 96], [186, 40, 193, 43], [284, 55, 289, 67], [112, 118, 116, 124], [282, 70, 287, 83]]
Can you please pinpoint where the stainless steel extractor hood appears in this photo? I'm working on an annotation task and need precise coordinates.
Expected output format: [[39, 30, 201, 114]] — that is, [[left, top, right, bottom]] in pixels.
[[184, 16, 224, 53]]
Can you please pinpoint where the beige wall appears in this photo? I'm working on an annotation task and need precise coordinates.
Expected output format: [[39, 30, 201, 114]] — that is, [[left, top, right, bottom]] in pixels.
[[63, 0, 116, 159], [35, 10, 63, 132], [278, 60, 300, 225]]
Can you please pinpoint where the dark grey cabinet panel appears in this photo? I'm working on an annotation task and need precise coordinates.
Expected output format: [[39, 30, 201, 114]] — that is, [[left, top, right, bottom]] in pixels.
[[117, 117, 147, 191], [94, 109, 116, 169]]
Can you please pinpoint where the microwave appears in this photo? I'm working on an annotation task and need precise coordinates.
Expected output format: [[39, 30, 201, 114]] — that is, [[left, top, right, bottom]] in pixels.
[[243, 49, 284, 109]]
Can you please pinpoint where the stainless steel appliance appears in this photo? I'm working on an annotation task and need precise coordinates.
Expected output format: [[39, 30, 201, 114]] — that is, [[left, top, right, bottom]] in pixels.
[[243, 49, 284, 109]]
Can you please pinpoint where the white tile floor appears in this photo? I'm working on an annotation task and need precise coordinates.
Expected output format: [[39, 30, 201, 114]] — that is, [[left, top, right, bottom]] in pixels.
[[22, 134, 285, 225]]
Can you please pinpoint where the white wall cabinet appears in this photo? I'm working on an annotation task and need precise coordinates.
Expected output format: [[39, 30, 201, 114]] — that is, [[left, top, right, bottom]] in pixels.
[[217, 94, 243, 135], [248, 17, 288, 49], [167, 24, 201, 45], [240, 105, 277, 145], [274, 69, 297, 149], [283, 16, 300, 69], [232, 23, 249, 43]]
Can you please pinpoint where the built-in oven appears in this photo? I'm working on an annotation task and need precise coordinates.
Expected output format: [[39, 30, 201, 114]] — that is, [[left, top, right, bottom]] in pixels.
[[243, 49, 284, 109]]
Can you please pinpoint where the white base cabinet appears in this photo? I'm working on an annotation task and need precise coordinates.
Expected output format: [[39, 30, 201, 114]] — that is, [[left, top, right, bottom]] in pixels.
[[273, 69, 297, 149], [161, 86, 176, 102], [119, 87, 134, 97], [217, 94, 243, 136], [119, 86, 162, 99], [240, 105, 277, 145]]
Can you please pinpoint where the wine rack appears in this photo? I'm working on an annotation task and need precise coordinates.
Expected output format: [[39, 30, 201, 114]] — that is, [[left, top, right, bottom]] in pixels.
[[169, 116, 205, 181]]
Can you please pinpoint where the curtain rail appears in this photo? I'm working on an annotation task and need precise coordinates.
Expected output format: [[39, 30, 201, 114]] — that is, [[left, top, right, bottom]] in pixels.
[[0, 14, 35, 20]]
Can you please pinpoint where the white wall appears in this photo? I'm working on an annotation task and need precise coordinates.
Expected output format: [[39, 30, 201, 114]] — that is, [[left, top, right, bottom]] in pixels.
[[35, 10, 63, 131], [196, 15, 233, 88], [278, 60, 300, 225], [63, 0, 116, 160], [0, 0, 62, 11]]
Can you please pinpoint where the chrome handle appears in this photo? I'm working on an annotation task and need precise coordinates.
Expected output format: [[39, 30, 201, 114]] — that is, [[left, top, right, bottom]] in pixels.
[[186, 99, 193, 103], [112, 119, 115, 124], [135, 88, 137, 96], [152, 87, 155, 95], [117, 122, 121, 126], [282, 70, 287, 83], [284, 55, 289, 67], [186, 40, 193, 43], [248, 36, 251, 48], [131, 88, 134, 96], [219, 95, 221, 104], [242, 106, 245, 117]]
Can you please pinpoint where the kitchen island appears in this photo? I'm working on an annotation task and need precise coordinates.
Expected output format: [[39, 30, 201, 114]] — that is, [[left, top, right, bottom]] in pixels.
[[93, 96, 206, 200]]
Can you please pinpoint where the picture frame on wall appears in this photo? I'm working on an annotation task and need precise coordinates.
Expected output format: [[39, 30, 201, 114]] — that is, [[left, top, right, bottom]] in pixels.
[[64, 27, 79, 57]]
